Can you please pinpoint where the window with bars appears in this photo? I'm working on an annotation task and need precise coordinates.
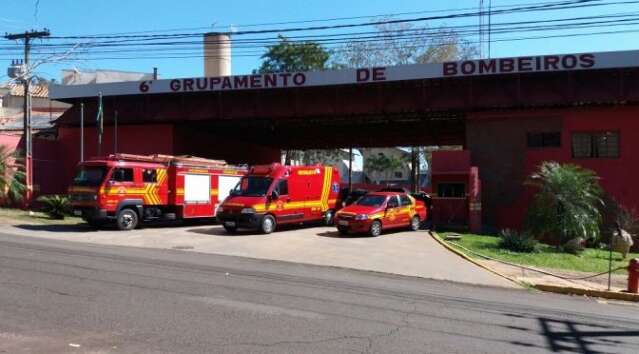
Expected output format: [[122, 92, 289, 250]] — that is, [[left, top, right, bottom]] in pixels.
[[572, 131, 619, 158]]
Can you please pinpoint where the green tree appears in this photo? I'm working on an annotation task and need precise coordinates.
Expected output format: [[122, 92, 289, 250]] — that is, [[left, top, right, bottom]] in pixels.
[[333, 20, 478, 68], [256, 35, 331, 74], [0, 146, 26, 205], [525, 162, 604, 247], [365, 152, 408, 184]]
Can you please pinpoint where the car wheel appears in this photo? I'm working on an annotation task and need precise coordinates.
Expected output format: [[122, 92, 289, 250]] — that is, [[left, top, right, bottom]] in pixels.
[[324, 210, 335, 226], [410, 215, 420, 231], [116, 209, 139, 231], [260, 215, 276, 234], [337, 226, 349, 236], [369, 220, 382, 237]]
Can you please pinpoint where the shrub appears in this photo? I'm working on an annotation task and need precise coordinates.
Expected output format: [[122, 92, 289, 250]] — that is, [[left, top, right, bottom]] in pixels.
[[0, 146, 26, 206], [524, 162, 603, 247], [37, 195, 70, 219], [499, 229, 538, 253]]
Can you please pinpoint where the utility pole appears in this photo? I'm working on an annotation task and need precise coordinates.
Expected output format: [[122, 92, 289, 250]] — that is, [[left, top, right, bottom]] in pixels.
[[4, 29, 50, 205]]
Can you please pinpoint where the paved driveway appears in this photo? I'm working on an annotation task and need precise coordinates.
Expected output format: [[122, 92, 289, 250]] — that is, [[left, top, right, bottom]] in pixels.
[[2, 222, 514, 288]]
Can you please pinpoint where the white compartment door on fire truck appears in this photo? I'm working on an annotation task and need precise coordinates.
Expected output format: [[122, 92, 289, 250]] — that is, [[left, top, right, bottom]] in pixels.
[[217, 175, 242, 213], [183, 173, 213, 218]]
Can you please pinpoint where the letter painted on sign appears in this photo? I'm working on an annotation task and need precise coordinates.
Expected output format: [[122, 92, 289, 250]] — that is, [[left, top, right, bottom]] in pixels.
[[443, 62, 457, 76]]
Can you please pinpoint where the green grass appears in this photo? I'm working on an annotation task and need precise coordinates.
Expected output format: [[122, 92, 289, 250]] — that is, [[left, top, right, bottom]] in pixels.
[[0, 208, 83, 225], [442, 232, 637, 274]]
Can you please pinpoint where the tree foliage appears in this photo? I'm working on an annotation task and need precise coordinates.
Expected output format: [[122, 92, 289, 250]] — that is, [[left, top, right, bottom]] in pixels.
[[525, 162, 604, 246], [333, 21, 478, 68], [256, 35, 331, 74], [285, 149, 346, 165], [365, 152, 408, 183], [37, 194, 71, 219], [0, 146, 26, 205]]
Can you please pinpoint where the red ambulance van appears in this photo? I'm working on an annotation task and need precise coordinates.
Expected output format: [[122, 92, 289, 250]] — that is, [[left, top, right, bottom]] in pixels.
[[216, 163, 341, 234]]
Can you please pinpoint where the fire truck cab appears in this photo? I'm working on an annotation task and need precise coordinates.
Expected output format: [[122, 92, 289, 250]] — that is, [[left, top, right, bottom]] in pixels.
[[216, 163, 341, 234], [68, 154, 246, 230]]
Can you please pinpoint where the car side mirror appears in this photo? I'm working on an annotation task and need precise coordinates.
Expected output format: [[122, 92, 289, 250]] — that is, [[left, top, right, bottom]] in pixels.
[[271, 190, 279, 200], [229, 189, 237, 196]]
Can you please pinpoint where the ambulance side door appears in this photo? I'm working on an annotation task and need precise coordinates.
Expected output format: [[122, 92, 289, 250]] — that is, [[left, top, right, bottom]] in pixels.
[[305, 171, 324, 220]]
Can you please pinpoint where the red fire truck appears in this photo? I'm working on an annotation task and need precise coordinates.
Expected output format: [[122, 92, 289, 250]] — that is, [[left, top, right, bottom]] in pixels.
[[68, 154, 246, 230], [216, 163, 341, 234]]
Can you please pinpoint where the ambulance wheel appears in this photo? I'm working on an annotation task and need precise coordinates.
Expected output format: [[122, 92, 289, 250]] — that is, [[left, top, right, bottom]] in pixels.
[[116, 208, 139, 231], [260, 215, 276, 234], [324, 210, 335, 226], [369, 220, 382, 237], [410, 216, 421, 231]]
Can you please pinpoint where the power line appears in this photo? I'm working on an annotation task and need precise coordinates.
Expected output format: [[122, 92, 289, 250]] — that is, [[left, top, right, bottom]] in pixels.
[[4, 9, 637, 54], [45, 0, 610, 39], [11, 27, 639, 62], [4, 12, 637, 57]]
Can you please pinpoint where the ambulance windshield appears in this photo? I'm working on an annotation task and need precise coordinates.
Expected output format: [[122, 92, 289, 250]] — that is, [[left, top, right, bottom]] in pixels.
[[233, 176, 273, 197], [73, 166, 108, 187], [356, 195, 387, 207]]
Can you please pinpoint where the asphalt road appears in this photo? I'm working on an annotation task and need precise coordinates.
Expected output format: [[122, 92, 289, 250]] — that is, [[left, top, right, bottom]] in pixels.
[[0, 233, 638, 354]]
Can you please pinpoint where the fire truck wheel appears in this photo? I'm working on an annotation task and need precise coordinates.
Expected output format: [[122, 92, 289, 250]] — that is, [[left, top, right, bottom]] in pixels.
[[117, 208, 139, 231], [260, 215, 276, 234], [410, 216, 421, 231], [324, 210, 335, 226], [369, 220, 382, 237]]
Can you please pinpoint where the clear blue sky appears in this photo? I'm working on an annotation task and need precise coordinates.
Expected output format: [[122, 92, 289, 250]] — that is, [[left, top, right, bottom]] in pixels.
[[1, 0, 638, 80]]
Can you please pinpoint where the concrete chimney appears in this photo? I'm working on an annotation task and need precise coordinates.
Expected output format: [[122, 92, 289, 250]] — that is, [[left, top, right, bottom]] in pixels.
[[203, 32, 231, 77]]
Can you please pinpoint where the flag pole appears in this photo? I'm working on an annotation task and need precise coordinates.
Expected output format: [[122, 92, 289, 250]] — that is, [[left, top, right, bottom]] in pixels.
[[96, 92, 103, 156], [114, 110, 118, 154], [80, 102, 84, 162]]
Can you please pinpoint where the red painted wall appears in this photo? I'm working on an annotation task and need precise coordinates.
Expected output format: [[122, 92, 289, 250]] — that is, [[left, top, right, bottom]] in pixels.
[[477, 106, 639, 230]]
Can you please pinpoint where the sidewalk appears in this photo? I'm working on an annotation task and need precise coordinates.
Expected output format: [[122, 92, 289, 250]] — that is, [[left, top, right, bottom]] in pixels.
[[0, 222, 516, 288]]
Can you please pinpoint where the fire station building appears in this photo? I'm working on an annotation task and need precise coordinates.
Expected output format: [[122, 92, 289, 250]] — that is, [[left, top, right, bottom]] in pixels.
[[47, 49, 639, 231]]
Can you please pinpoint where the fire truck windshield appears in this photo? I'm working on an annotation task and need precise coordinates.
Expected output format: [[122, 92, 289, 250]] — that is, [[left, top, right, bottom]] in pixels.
[[233, 176, 273, 197], [73, 166, 108, 187]]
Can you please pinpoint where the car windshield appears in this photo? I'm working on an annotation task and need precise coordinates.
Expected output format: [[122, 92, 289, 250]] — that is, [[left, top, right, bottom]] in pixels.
[[72, 166, 107, 187], [356, 195, 387, 207], [233, 176, 273, 197]]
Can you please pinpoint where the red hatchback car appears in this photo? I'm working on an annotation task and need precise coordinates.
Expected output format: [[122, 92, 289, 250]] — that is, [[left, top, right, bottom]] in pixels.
[[334, 192, 427, 237]]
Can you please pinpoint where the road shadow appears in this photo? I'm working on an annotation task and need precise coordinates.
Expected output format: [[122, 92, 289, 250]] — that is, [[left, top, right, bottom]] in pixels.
[[188, 222, 334, 237], [316, 230, 372, 238], [187, 227, 261, 237], [538, 317, 639, 353], [13, 223, 97, 233]]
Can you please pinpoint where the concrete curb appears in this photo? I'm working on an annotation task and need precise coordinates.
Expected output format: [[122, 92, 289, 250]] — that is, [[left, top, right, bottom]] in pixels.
[[431, 231, 639, 302], [428, 231, 526, 288], [534, 284, 639, 302]]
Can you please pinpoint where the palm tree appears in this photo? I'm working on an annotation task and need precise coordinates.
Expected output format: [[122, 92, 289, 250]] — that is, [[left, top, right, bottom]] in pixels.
[[525, 162, 603, 246], [0, 146, 26, 205]]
